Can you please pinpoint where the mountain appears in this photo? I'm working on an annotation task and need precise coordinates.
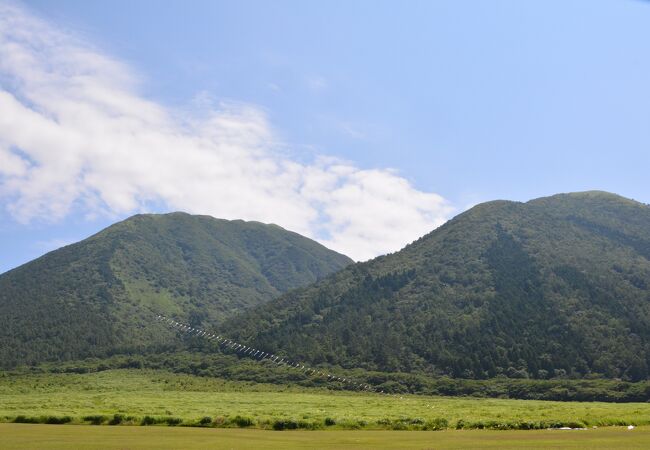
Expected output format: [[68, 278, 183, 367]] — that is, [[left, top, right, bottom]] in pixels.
[[228, 192, 650, 381], [0, 212, 352, 368]]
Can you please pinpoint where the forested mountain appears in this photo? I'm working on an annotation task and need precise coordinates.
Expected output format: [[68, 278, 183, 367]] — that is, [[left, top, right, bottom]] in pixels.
[[227, 192, 650, 381], [0, 213, 352, 368]]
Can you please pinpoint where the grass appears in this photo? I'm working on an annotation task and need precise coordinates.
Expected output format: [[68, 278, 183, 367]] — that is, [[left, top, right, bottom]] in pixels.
[[1, 369, 650, 431], [2, 424, 650, 449]]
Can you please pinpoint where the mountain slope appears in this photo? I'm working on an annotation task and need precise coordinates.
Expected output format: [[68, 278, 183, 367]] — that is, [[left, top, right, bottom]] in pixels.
[[227, 192, 650, 381], [0, 213, 352, 368]]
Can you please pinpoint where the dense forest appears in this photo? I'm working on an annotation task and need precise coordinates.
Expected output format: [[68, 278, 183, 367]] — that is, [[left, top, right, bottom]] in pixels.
[[3, 191, 650, 386], [226, 192, 650, 381], [26, 351, 650, 403], [0, 213, 351, 368]]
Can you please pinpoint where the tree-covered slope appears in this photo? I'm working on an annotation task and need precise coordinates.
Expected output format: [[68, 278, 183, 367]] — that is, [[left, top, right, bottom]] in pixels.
[[228, 192, 650, 381], [0, 213, 352, 368]]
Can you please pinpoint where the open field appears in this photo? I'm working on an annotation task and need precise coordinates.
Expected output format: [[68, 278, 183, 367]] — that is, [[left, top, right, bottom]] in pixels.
[[2, 369, 650, 431], [2, 423, 650, 449]]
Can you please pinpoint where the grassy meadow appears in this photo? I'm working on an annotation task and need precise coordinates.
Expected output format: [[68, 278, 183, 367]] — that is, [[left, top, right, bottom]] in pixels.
[[2, 369, 650, 431], [2, 424, 650, 450]]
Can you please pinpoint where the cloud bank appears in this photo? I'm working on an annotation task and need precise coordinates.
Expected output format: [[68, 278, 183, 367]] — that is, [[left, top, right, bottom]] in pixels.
[[0, 3, 452, 261]]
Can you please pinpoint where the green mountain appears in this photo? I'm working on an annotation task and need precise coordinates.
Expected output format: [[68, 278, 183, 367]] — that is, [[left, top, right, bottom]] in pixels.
[[228, 192, 650, 381], [0, 213, 352, 368]]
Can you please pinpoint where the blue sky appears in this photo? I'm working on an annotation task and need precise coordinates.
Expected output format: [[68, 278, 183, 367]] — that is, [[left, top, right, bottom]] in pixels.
[[1, 0, 649, 272]]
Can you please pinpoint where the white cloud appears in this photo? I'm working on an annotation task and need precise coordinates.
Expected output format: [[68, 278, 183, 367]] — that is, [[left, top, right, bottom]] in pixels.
[[0, 3, 453, 261]]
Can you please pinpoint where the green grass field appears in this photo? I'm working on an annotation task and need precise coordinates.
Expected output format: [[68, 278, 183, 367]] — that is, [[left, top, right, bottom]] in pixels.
[[2, 369, 650, 431], [2, 424, 650, 449]]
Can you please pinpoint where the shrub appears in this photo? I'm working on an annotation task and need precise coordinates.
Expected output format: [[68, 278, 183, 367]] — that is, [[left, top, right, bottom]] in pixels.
[[165, 417, 182, 426], [44, 416, 72, 424], [212, 416, 226, 427], [82, 415, 107, 425], [13, 415, 39, 424], [424, 417, 448, 430], [273, 419, 298, 430], [565, 421, 586, 429], [545, 421, 565, 429], [198, 416, 212, 426], [109, 414, 125, 425], [141, 416, 158, 426], [231, 415, 254, 427], [324, 417, 336, 426], [335, 419, 362, 430]]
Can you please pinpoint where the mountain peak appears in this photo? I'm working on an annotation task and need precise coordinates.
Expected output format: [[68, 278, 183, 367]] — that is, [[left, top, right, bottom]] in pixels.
[[528, 190, 644, 206], [0, 214, 352, 368], [229, 190, 650, 381]]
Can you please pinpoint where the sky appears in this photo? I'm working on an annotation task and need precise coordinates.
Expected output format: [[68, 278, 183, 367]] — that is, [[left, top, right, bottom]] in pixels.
[[1, 0, 649, 273]]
